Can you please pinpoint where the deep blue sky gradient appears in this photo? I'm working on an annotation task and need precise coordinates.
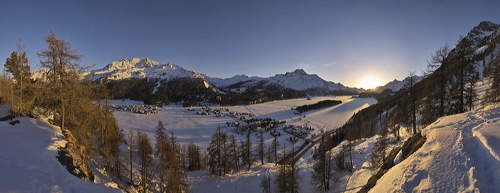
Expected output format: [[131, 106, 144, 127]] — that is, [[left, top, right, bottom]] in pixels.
[[1, 0, 499, 87]]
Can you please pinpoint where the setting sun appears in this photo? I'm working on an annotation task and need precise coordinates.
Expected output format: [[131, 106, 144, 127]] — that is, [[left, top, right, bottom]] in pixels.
[[357, 76, 383, 89]]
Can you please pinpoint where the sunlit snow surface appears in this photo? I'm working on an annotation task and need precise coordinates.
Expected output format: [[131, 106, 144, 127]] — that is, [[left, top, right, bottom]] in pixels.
[[3, 88, 499, 192], [0, 107, 120, 193], [112, 96, 376, 193], [112, 96, 376, 151], [371, 108, 500, 193], [370, 81, 500, 193]]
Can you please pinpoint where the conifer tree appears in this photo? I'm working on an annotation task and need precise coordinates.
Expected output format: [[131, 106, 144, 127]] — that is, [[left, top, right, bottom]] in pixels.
[[166, 131, 188, 193], [208, 126, 227, 176], [260, 174, 272, 193], [38, 30, 83, 131], [483, 32, 500, 103], [137, 130, 153, 193], [266, 134, 280, 165], [98, 99, 122, 179], [228, 135, 239, 172], [155, 121, 170, 192], [275, 140, 300, 193], [311, 135, 332, 191], [187, 141, 202, 171], [241, 128, 253, 170], [256, 129, 265, 165], [127, 129, 136, 185], [4, 37, 31, 114]]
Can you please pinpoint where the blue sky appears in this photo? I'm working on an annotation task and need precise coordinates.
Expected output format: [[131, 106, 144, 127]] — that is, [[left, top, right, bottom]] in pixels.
[[1, 0, 499, 88]]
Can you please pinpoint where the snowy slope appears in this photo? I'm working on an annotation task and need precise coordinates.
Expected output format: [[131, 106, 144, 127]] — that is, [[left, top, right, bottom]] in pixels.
[[0, 107, 120, 193], [370, 107, 500, 193]]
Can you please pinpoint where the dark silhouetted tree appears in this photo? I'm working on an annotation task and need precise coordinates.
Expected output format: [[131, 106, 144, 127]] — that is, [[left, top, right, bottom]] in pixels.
[[137, 130, 153, 193]]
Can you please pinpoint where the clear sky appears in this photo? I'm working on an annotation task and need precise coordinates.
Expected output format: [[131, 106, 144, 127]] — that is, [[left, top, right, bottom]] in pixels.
[[1, 0, 499, 88]]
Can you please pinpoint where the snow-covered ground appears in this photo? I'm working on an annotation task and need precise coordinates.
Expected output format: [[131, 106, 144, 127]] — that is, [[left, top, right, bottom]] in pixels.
[[3, 85, 499, 192], [112, 96, 376, 150], [112, 96, 376, 193], [0, 107, 120, 193], [370, 107, 500, 193], [112, 94, 500, 192]]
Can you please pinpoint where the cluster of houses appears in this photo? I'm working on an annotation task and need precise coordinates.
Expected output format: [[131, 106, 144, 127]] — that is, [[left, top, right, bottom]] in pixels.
[[189, 107, 255, 118], [189, 106, 316, 140], [227, 117, 287, 135], [112, 104, 160, 115], [282, 124, 314, 139]]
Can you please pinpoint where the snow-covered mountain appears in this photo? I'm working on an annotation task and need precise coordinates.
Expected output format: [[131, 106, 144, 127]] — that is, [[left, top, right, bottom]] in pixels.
[[83, 58, 359, 95], [82, 57, 205, 81], [207, 69, 356, 93], [374, 75, 423, 93]]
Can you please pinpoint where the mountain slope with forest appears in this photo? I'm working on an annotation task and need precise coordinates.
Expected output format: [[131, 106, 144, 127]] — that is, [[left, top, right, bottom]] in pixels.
[[81, 58, 360, 105]]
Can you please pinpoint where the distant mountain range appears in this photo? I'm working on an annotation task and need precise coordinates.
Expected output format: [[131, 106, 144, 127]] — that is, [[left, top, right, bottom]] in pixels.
[[82, 57, 363, 95], [373, 75, 423, 94]]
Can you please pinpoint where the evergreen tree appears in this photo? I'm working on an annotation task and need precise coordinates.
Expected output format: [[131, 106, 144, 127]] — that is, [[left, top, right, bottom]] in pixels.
[[155, 121, 170, 192], [228, 135, 239, 172], [421, 44, 451, 125], [311, 135, 332, 191], [368, 135, 387, 171], [275, 141, 300, 193], [38, 30, 83, 131], [449, 36, 478, 114], [4, 37, 32, 114], [98, 99, 122, 179], [483, 32, 500, 103], [36, 30, 119, 182], [126, 129, 136, 185], [208, 126, 227, 176], [187, 141, 202, 171], [241, 129, 253, 171], [256, 129, 265, 165], [266, 134, 280, 165], [260, 174, 272, 193], [166, 131, 188, 193], [137, 130, 153, 193]]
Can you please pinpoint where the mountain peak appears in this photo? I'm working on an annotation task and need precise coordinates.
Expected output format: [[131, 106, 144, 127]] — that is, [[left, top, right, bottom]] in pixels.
[[293, 69, 307, 75], [477, 21, 499, 31], [465, 21, 499, 44], [84, 57, 200, 81], [283, 69, 308, 76]]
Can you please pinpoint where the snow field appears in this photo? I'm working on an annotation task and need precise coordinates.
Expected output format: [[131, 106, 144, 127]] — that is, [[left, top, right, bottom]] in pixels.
[[0, 106, 120, 193], [112, 96, 376, 151], [112, 96, 376, 192], [370, 108, 500, 193]]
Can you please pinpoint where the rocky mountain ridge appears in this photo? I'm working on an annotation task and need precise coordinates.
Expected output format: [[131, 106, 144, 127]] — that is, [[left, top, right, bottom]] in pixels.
[[82, 58, 360, 95]]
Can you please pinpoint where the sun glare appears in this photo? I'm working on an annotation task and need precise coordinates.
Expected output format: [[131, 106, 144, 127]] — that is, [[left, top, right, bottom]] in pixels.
[[358, 76, 383, 90]]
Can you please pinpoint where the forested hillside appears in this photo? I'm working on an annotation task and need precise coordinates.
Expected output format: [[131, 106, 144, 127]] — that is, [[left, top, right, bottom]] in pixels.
[[1, 31, 123, 185], [340, 21, 500, 141]]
